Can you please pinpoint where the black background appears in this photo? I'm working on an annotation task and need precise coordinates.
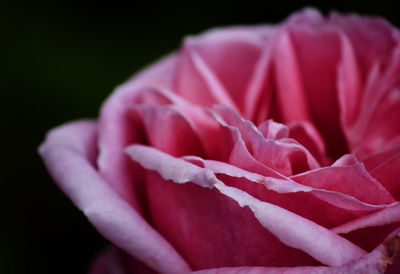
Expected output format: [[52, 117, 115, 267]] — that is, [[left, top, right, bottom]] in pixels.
[[2, 1, 400, 273]]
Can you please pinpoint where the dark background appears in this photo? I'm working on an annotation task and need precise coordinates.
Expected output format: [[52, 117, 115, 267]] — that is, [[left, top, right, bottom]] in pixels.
[[2, 1, 399, 273]]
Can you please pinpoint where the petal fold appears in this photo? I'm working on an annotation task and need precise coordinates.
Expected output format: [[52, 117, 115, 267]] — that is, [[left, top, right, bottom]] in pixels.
[[39, 121, 191, 274]]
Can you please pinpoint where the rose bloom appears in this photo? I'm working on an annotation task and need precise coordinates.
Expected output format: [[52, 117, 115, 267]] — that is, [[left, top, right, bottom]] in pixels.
[[39, 8, 400, 274]]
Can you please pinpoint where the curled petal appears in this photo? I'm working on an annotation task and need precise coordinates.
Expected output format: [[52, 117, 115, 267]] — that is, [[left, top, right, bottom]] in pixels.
[[39, 121, 191, 274]]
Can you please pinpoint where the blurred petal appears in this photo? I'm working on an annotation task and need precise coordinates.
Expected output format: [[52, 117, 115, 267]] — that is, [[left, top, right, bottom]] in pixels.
[[88, 246, 155, 274], [185, 27, 266, 105], [283, 8, 348, 159], [174, 42, 237, 109]]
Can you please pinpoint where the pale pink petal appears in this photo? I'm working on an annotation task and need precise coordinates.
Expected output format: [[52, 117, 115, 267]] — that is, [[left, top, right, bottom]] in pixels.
[[332, 203, 400, 234], [126, 145, 367, 267], [38, 121, 191, 274]]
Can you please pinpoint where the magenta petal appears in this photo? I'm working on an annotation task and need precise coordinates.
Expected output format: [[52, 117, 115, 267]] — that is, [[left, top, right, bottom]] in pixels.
[[38, 121, 191, 274], [193, 227, 400, 273], [126, 145, 367, 267]]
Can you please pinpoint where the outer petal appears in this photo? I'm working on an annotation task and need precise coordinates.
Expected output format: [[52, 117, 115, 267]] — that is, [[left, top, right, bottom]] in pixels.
[[97, 54, 177, 212], [38, 121, 191, 274]]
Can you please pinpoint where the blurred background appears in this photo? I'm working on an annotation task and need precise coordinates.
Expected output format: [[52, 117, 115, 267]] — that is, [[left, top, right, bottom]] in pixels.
[[2, 1, 399, 273]]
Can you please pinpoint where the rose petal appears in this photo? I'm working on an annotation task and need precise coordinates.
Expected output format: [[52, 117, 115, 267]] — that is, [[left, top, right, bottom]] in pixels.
[[128, 104, 205, 157], [126, 145, 367, 267], [273, 29, 311, 122], [193, 227, 400, 273], [362, 145, 400, 200], [258, 119, 289, 139], [243, 38, 274, 122], [333, 12, 400, 157], [291, 161, 395, 205], [185, 27, 267, 106], [337, 33, 362, 129], [213, 105, 320, 175], [332, 203, 400, 234], [174, 42, 237, 109], [287, 120, 330, 165], [39, 121, 191, 274], [97, 54, 177, 210], [329, 12, 398, 74], [185, 156, 393, 229]]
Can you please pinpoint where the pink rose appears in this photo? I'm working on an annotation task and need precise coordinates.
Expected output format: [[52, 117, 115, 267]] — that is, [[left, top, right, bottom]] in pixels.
[[39, 8, 400, 273]]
